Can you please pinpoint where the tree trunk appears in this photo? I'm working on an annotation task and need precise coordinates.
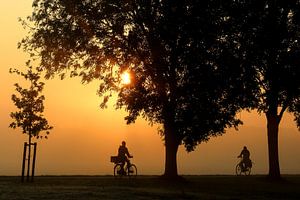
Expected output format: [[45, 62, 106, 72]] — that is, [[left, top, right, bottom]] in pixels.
[[163, 122, 180, 179], [266, 113, 281, 180]]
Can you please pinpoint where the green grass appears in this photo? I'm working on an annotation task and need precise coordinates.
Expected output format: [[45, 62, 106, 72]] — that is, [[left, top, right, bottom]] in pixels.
[[0, 175, 299, 200]]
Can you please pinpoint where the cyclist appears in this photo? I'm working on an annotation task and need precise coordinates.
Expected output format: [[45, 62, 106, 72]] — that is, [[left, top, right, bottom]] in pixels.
[[238, 146, 251, 171], [118, 141, 133, 174]]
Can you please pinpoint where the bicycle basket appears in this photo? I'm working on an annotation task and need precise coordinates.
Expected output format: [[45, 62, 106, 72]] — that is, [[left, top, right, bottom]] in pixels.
[[110, 156, 119, 164]]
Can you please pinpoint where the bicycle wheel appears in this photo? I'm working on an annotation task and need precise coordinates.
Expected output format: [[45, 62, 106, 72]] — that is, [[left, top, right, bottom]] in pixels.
[[114, 164, 123, 177], [245, 167, 251, 176], [236, 164, 242, 176], [127, 164, 137, 177]]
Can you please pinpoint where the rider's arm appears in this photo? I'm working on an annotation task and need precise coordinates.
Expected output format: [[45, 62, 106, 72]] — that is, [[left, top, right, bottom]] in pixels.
[[238, 151, 242, 158], [125, 148, 133, 158]]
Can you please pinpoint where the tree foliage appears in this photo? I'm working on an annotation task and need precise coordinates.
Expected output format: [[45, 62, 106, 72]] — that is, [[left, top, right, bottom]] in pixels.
[[9, 64, 53, 139], [232, 0, 300, 122]]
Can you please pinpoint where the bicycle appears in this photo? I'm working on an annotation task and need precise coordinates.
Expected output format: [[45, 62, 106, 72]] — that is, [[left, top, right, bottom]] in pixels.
[[235, 158, 253, 176], [110, 156, 137, 177]]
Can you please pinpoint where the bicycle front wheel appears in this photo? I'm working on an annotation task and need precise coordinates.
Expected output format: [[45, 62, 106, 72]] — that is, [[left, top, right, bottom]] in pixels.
[[114, 164, 123, 177], [236, 164, 242, 176], [127, 164, 137, 177]]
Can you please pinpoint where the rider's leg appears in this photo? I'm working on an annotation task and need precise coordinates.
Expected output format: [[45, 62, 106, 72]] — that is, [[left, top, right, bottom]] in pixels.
[[120, 161, 125, 174], [239, 161, 243, 169], [241, 161, 246, 171]]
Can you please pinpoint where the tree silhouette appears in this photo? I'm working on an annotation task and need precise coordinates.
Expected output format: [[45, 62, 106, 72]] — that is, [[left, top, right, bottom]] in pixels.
[[22, 0, 257, 178], [9, 65, 52, 139], [230, 0, 300, 179], [9, 64, 52, 181]]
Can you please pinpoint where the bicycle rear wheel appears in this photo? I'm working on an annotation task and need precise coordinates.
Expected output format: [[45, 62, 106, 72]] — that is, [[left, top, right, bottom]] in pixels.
[[245, 167, 251, 176], [114, 164, 123, 177], [127, 164, 137, 177]]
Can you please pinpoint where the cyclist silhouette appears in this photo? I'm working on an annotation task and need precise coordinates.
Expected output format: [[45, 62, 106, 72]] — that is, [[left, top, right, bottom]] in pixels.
[[118, 141, 133, 174], [238, 146, 251, 171]]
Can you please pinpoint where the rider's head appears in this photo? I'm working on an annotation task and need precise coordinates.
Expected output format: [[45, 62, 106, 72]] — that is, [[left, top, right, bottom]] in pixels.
[[122, 141, 126, 146], [244, 146, 247, 150]]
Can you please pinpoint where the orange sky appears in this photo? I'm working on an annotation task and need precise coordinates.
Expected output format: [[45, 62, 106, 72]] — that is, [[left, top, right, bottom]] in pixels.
[[1, 0, 300, 176]]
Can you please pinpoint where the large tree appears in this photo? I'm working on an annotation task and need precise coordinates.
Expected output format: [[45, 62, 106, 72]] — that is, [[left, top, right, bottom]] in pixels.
[[22, 0, 257, 178], [230, 0, 300, 179]]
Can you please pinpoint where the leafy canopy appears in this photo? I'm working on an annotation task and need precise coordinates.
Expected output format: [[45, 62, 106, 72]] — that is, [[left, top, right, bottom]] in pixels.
[[230, 0, 300, 127], [22, 0, 258, 150], [9, 63, 53, 139]]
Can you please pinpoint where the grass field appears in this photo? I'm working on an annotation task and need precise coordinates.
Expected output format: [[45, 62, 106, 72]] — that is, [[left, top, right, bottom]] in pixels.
[[0, 175, 299, 200]]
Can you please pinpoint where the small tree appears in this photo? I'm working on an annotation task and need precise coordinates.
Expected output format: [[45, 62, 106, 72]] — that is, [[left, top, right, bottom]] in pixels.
[[9, 64, 52, 181]]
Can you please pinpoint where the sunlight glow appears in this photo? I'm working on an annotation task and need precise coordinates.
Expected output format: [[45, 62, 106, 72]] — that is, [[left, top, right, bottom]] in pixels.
[[121, 71, 131, 85]]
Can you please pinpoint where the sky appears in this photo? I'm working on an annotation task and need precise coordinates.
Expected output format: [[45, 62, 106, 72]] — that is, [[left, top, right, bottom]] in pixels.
[[0, 0, 300, 176]]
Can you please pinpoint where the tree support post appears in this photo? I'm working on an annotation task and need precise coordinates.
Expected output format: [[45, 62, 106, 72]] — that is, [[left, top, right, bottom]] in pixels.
[[21, 142, 38, 182], [21, 142, 27, 182], [31, 143, 37, 182]]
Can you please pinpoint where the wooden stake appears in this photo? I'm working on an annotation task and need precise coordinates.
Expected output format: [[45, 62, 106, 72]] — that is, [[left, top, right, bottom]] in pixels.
[[31, 143, 37, 182], [21, 142, 27, 182]]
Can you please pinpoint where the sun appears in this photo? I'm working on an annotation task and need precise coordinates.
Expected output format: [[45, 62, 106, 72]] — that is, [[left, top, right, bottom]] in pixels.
[[120, 71, 131, 85]]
